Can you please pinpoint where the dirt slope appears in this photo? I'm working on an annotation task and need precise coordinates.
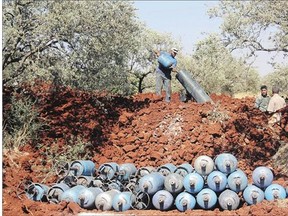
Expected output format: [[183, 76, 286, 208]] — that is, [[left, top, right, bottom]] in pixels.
[[3, 81, 288, 215]]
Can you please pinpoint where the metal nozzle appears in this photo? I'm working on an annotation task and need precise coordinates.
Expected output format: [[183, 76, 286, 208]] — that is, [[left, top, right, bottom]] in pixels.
[[226, 198, 233, 207], [104, 167, 110, 174], [169, 179, 175, 186], [203, 194, 209, 202], [119, 170, 125, 175], [235, 178, 241, 186], [182, 200, 188, 206], [158, 197, 164, 203], [225, 161, 231, 167], [189, 179, 195, 186], [79, 196, 85, 206], [97, 200, 105, 210], [214, 176, 220, 184], [200, 161, 207, 168], [251, 192, 258, 199], [273, 192, 279, 199], [259, 174, 265, 180]]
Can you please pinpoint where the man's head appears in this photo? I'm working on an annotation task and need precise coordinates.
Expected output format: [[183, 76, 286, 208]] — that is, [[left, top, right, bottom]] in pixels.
[[260, 85, 268, 96], [272, 86, 280, 94], [170, 47, 179, 57]]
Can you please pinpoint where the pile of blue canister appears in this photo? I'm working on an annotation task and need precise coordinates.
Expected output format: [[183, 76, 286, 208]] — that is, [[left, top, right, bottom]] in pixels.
[[20, 153, 288, 212]]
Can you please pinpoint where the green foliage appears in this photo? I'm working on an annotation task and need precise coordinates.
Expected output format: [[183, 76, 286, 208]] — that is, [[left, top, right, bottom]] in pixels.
[[208, 1, 288, 94], [180, 34, 259, 95], [262, 65, 288, 96], [2, 0, 142, 94], [208, 1, 288, 58], [3, 91, 43, 149], [33, 135, 94, 182], [3, 1, 265, 96], [38, 135, 93, 163]]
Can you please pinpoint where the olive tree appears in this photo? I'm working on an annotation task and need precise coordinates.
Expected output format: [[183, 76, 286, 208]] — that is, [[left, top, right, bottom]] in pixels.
[[208, 1, 288, 61], [180, 34, 259, 95], [262, 65, 288, 95], [3, 0, 142, 94]]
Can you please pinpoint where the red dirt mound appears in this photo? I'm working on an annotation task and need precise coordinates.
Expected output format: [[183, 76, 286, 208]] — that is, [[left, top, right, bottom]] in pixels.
[[3, 81, 288, 215]]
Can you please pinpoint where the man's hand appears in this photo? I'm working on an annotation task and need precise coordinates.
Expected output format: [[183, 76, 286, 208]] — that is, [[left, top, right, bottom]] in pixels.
[[171, 67, 178, 73], [154, 50, 160, 57]]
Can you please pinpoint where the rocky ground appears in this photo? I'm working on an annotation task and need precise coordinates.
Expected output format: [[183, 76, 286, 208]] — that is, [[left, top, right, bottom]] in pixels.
[[2, 81, 288, 216]]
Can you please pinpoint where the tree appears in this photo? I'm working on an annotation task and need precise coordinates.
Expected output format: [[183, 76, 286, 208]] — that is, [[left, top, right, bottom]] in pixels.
[[180, 34, 259, 95], [262, 65, 288, 95], [2, 0, 142, 94], [208, 1, 288, 61]]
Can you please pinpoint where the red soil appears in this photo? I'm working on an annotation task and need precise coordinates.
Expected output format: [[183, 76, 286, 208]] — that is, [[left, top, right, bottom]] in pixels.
[[2, 81, 288, 215]]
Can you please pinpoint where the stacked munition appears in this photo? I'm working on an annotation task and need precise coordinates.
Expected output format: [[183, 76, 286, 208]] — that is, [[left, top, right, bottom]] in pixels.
[[21, 154, 287, 212]]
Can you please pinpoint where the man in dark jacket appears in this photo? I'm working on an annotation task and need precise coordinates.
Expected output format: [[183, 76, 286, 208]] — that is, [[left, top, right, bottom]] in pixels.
[[154, 48, 178, 102]]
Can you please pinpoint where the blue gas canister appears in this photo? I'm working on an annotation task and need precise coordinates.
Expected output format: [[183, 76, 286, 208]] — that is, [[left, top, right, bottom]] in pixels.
[[118, 163, 137, 181], [157, 163, 177, 176], [112, 191, 136, 212], [215, 153, 238, 174], [176, 70, 212, 103], [139, 172, 165, 195], [207, 171, 228, 192], [95, 189, 121, 211], [264, 184, 286, 201], [136, 166, 156, 177], [175, 191, 196, 212], [252, 166, 274, 189], [47, 182, 70, 203], [196, 188, 217, 210], [108, 179, 123, 191], [77, 176, 94, 187], [26, 183, 50, 201], [98, 162, 119, 180], [152, 190, 174, 211], [60, 185, 86, 203], [69, 160, 95, 176], [157, 52, 175, 68], [174, 163, 194, 177], [227, 169, 248, 192], [183, 172, 204, 194], [243, 184, 264, 205]]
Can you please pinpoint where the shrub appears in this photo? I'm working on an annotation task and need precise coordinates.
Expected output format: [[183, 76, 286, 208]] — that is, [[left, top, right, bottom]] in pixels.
[[3, 92, 43, 149], [38, 135, 93, 165]]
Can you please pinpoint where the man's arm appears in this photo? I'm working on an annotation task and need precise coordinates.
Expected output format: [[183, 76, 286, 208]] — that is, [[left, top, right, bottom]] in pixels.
[[255, 97, 261, 108], [169, 60, 177, 72], [266, 98, 275, 113], [276, 104, 288, 113]]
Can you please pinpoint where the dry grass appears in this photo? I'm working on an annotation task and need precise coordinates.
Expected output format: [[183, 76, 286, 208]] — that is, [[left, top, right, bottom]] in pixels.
[[233, 92, 257, 99]]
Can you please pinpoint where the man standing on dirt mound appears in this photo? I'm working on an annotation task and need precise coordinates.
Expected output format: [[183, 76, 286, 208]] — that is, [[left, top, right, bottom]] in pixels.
[[255, 85, 270, 112], [154, 47, 178, 103], [267, 86, 286, 125]]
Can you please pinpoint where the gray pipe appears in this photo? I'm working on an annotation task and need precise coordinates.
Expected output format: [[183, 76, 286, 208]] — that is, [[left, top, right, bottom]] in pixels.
[[176, 70, 212, 103]]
